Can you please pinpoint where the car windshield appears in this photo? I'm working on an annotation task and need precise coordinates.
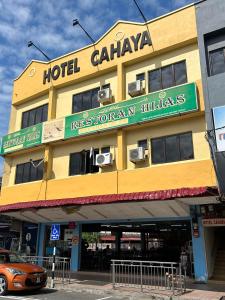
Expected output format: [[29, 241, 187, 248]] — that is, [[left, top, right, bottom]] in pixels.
[[0, 252, 26, 264]]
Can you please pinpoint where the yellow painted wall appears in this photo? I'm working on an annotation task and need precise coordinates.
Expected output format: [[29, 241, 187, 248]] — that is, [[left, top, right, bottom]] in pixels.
[[12, 6, 197, 104], [52, 133, 117, 179], [125, 44, 201, 99], [0, 5, 216, 208], [126, 116, 209, 170], [56, 71, 117, 118]]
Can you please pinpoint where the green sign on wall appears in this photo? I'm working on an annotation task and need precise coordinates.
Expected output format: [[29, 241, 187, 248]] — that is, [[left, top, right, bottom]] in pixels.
[[0, 82, 198, 155], [1, 123, 42, 155], [65, 82, 198, 139]]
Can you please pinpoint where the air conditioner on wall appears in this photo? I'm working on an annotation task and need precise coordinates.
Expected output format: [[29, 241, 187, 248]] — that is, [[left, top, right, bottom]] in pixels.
[[128, 80, 145, 97], [129, 147, 145, 163], [95, 153, 113, 167], [98, 88, 112, 104]]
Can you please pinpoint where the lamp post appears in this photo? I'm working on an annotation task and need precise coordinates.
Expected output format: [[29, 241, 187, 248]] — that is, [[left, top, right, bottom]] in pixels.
[[27, 41, 51, 61]]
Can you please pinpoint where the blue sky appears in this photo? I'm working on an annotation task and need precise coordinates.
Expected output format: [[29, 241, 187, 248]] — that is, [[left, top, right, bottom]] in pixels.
[[0, 0, 195, 175]]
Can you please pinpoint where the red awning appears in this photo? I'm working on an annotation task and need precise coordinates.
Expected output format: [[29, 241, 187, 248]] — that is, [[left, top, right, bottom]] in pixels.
[[0, 186, 218, 213]]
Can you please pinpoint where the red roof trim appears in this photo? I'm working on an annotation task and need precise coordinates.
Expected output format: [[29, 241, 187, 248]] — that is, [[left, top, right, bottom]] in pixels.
[[0, 187, 218, 213]]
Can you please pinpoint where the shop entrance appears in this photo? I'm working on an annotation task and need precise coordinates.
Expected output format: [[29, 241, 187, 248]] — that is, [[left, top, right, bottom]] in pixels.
[[80, 220, 192, 275]]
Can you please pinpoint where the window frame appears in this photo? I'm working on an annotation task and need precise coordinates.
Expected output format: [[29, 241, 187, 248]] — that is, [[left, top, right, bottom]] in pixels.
[[151, 132, 194, 165], [72, 87, 100, 114], [69, 149, 99, 176], [15, 159, 44, 184], [148, 60, 187, 93], [208, 47, 225, 76], [21, 104, 48, 129]]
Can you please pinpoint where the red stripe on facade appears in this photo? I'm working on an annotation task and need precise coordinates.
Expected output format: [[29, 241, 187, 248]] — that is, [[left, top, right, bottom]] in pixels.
[[0, 187, 218, 213]]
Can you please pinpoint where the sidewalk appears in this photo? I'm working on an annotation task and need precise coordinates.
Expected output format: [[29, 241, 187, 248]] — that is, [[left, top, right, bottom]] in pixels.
[[51, 275, 225, 300]]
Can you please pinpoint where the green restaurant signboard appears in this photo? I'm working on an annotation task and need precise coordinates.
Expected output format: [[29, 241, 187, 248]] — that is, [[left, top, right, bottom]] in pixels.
[[0, 83, 198, 155], [0, 123, 42, 155], [65, 82, 198, 139]]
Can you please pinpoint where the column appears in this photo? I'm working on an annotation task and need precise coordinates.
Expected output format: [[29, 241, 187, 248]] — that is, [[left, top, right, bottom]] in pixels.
[[37, 224, 46, 258], [191, 207, 208, 282], [71, 224, 82, 272]]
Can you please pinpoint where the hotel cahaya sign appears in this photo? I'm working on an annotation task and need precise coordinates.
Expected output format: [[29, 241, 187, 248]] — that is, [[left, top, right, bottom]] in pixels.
[[43, 30, 152, 84]]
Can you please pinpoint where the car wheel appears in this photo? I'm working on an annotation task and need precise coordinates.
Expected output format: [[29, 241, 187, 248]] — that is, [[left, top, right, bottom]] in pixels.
[[0, 275, 7, 295]]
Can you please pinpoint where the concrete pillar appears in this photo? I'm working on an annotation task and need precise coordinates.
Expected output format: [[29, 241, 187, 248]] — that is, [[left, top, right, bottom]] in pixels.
[[191, 211, 208, 282], [37, 223, 46, 257], [71, 224, 81, 272]]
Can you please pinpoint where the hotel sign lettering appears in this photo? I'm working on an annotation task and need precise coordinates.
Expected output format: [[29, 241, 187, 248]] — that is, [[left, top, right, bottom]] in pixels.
[[1, 124, 42, 155], [0, 83, 198, 155], [65, 83, 198, 139], [43, 30, 152, 84]]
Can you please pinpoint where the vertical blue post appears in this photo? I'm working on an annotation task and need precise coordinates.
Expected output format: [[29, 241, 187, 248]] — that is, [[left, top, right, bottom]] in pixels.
[[191, 207, 208, 282], [36, 224, 46, 266], [37, 223, 45, 257], [71, 224, 81, 272]]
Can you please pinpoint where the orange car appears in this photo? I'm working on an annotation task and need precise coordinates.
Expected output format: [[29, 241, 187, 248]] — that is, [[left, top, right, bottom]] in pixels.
[[0, 248, 47, 295]]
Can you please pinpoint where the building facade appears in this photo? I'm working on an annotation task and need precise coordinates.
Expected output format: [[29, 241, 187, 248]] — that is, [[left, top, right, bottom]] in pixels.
[[0, 3, 220, 282], [195, 0, 225, 281]]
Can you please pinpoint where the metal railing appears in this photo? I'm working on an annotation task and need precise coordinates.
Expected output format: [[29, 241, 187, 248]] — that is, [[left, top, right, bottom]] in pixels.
[[22, 256, 71, 284], [111, 260, 186, 295]]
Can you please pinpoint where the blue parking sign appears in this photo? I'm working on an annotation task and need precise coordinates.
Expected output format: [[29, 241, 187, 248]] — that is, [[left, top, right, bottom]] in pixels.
[[50, 224, 60, 241]]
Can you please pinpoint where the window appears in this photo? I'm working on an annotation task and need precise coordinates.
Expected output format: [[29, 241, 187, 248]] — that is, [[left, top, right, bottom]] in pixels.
[[72, 87, 100, 113], [148, 61, 187, 93], [151, 132, 194, 164], [209, 48, 225, 76], [205, 28, 225, 76], [136, 73, 145, 81], [69, 149, 99, 176], [102, 83, 110, 90], [138, 139, 148, 150], [21, 104, 48, 129], [15, 159, 43, 184], [101, 146, 110, 153]]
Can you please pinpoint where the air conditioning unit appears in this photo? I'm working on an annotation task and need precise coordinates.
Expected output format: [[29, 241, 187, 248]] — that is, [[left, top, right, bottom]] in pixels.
[[129, 147, 145, 163], [95, 153, 113, 167], [98, 88, 112, 104], [128, 80, 145, 97]]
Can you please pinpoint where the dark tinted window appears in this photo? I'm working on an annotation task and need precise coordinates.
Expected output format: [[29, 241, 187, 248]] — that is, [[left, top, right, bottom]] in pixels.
[[174, 61, 187, 85], [136, 73, 145, 81], [209, 48, 225, 76], [72, 88, 100, 114], [151, 132, 194, 164], [138, 139, 148, 150], [151, 138, 165, 164], [15, 160, 43, 184], [148, 61, 187, 93], [21, 104, 48, 129], [149, 69, 161, 92], [69, 150, 99, 176], [101, 146, 110, 153], [102, 83, 110, 90], [161, 65, 174, 89]]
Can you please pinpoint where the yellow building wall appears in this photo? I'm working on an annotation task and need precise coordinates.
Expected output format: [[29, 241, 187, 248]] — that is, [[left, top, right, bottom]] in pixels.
[[0, 5, 217, 208], [56, 71, 117, 118], [126, 116, 209, 170], [12, 6, 197, 105], [52, 133, 117, 179], [125, 44, 201, 99]]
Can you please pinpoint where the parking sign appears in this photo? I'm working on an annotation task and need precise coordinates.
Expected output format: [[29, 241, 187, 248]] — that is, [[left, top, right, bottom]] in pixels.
[[50, 224, 60, 241]]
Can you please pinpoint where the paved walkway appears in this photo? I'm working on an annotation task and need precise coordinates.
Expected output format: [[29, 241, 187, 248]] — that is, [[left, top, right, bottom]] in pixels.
[[51, 273, 225, 300]]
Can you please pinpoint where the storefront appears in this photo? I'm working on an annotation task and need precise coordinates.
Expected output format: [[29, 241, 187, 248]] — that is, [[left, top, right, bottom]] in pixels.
[[0, 3, 218, 283]]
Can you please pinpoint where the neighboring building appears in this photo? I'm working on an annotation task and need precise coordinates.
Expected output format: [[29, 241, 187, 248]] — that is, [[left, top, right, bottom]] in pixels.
[[0, 3, 219, 282], [196, 0, 225, 281]]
